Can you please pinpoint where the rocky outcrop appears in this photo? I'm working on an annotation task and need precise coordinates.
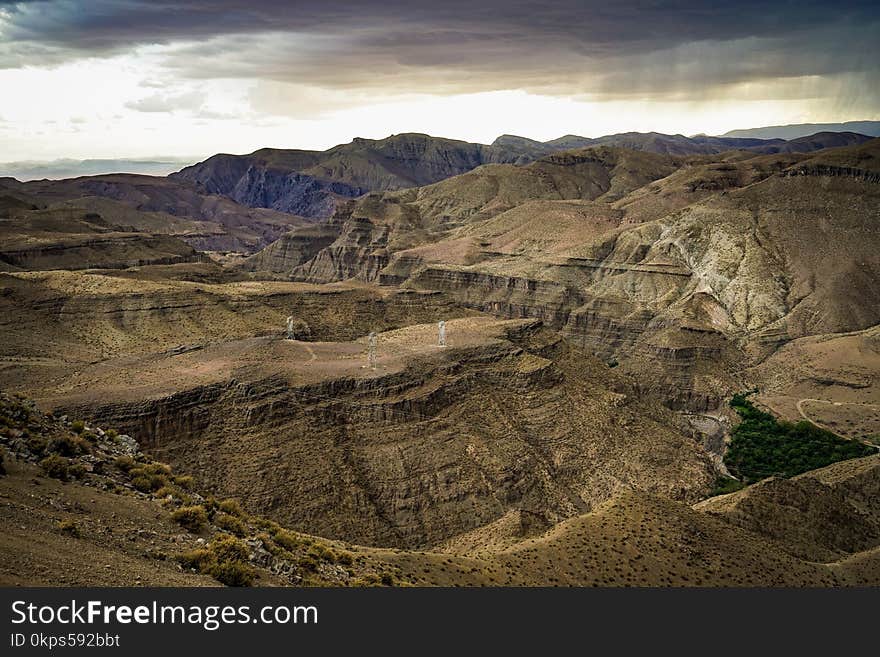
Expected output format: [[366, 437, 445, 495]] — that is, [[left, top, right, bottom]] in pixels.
[[229, 167, 364, 217], [781, 164, 880, 183], [0, 273, 473, 366], [0, 233, 204, 272], [401, 266, 737, 412], [172, 134, 531, 219], [238, 224, 339, 273], [409, 268, 584, 328], [290, 217, 391, 283]]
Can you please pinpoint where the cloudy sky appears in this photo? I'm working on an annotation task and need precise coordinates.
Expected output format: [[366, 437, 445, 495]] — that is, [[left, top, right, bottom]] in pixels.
[[1, 0, 878, 160]]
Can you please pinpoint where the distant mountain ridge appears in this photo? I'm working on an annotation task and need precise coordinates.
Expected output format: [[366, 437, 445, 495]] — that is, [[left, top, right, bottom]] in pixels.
[[0, 157, 200, 181], [495, 130, 872, 157], [722, 121, 880, 140], [174, 130, 873, 219]]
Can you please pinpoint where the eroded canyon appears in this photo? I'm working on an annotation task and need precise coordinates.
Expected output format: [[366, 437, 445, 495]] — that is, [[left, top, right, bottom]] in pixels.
[[2, 133, 880, 585]]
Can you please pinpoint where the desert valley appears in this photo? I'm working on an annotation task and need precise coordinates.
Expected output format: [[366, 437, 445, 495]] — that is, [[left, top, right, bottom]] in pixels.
[[1, 128, 880, 586]]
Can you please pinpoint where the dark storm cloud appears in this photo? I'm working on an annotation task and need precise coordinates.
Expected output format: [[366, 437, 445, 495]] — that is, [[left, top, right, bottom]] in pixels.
[[2, 1, 877, 54], [1, 1, 879, 101]]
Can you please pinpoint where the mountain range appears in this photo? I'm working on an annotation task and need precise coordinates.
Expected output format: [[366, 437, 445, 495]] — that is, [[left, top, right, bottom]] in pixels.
[[7, 121, 875, 186], [0, 157, 200, 182], [2, 126, 880, 587], [173, 129, 873, 219], [723, 120, 880, 140]]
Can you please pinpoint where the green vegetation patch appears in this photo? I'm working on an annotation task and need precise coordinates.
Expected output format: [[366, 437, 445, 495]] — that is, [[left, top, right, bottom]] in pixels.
[[725, 394, 875, 483]]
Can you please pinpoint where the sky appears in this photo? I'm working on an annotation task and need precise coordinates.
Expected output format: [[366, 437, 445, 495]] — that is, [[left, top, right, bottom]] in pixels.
[[1, 0, 878, 161]]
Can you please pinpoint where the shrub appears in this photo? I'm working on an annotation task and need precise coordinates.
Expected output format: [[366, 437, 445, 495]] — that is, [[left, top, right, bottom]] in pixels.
[[155, 485, 175, 498], [171, 505, 208, 533], [26, 435, 48, 455], [114, 455, 136, 472], [39, 455, 68, 480], [254, 517, 281, 533], [51, 433, 88, 457], [0, 445, 6, 476], [307, 543, 337, 563], [218, 498, 243, 517], [68, 462, 87, 479], [176, 535, 256, 586], [354, 573, 383, 586], [177, 548, 212, 572], [154, 486, 190, 504], [70, 420, 85, 434], [131, 473, 167, 493], [336, 551, 354, 566], [211, 560, 256, 587], [214, 512, 247, 537], [129, 462, 172, 493], [298, 555, 319, 571], [272, 529, 302, 551], [56, 519, 80, 537], [172, 475, 194, 490], [136, 462, 172, 476], [202, 496, 218, 514], [105, 429, 118, 439], [210, 535, 250, 563], [256, 533, 285, 557]]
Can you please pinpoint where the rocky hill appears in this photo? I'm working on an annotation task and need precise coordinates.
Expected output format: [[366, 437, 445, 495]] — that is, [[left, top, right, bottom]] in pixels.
[[0, 270, 715, 548], [0, 202, 204, 272], [2, 174, 307, 254], [723, 121, 880, 140], [242, 139, 880, 413], [3, 135, 880, 587], [171, 131, 875, 224], [496, 130, 874, 157], [3, 390, 878, 586], [172, 134, 531, 219], [697, 455, 880, 563]]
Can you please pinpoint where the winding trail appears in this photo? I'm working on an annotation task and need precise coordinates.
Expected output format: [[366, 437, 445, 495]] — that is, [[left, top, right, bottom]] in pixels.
[[301, 343, 318, 362], [284, 338, 318, 362], [796, 398, 880, 448]]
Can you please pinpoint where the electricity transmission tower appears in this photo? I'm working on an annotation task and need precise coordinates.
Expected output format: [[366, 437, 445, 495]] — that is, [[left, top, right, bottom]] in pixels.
[[368, 331, 377, 369]]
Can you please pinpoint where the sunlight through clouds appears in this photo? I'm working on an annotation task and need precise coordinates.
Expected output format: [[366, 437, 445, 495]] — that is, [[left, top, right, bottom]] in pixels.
[[0, 1, 877, 159]]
